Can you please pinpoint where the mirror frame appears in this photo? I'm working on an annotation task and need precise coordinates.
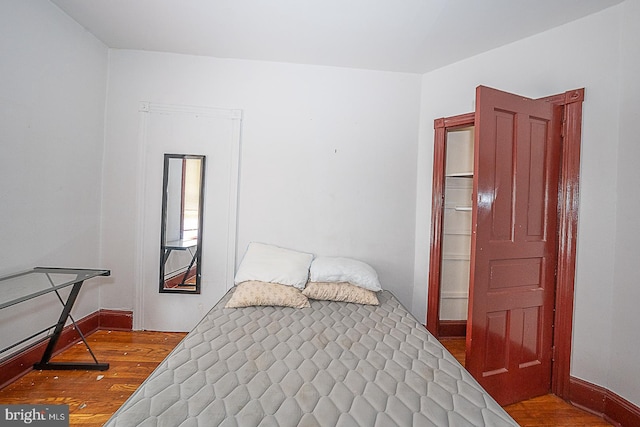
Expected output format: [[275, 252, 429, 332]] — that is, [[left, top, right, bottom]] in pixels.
[[159, 154, 205, 294]]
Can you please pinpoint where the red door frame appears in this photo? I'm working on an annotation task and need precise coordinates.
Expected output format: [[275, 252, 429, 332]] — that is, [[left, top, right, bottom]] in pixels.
[[426, 88, 584, 400]]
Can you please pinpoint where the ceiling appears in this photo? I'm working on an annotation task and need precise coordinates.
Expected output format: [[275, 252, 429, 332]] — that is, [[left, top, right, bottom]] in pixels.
[[50, 0, 622, 74]]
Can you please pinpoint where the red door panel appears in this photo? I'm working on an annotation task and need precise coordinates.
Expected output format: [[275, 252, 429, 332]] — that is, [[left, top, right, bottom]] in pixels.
[[466, 86, 561, 405]]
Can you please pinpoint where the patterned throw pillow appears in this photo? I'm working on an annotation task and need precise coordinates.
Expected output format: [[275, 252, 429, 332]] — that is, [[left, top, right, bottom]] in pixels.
[[303, 282, 379, 305], [225, 281, 311, 308]]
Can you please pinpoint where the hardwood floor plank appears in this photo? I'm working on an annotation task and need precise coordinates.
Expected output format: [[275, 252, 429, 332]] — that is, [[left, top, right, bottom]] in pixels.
[[505, 394, 612, 427], [0, 330, 185, 427], [439, 337, 612, 426], [0, 331, 613, 426]]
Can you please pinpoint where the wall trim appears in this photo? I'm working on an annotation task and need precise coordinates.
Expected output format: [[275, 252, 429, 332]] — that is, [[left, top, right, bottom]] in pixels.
[[135, 103, 241, 330], [98, 309, 133, 331], [569, 376, 640, 427], [438, 320, 467, 337], [0, 309, 133, 389]]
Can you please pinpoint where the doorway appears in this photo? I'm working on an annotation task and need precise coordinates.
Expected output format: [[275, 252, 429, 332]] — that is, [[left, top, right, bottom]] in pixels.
[[426, 86, 584, 405], [437, 124, 475, 338], [136, 103, 241, 332]]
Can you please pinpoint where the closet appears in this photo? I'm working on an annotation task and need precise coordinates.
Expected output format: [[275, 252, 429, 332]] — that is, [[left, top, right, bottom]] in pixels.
[[438, 126, 474, 336], [426, 85, 584, 406]]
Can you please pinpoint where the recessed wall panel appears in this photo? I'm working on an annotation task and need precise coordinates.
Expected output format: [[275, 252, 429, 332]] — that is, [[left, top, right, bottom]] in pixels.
[[526, 118, 549, 241], [491, 111, 515, 242], [483, 311, 509, 376], [489, 258, 542, 290], [519, 306, 542, 368]]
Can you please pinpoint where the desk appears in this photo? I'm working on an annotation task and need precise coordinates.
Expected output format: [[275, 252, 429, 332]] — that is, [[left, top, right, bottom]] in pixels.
[[162, 239, 198, 286], [0, 267, 110, 371]]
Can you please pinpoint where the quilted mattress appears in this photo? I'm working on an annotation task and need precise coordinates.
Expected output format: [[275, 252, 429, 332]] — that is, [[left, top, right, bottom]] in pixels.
[[105, 290, 518, 426]]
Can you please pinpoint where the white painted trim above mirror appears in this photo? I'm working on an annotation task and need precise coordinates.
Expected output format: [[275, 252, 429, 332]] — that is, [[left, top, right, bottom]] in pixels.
[[135, 102, 241, 331]]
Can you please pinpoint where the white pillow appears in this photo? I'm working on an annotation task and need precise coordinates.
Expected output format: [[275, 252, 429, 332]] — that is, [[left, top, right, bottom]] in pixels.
[[310, 256, 382, 292], [234, 242, 313, 289]]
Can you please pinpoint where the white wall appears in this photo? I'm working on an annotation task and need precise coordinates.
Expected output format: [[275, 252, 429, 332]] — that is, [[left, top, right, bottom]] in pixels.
[[5, 0, 637, 408], [100, 51, 422, 318], [0, 1, 107, 349], [413, 2, 640, 406], [609, 0, 640, 407]]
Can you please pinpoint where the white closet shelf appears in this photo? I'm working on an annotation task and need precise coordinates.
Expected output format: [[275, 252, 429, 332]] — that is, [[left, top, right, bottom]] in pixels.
[[442, 228, 472, 236], [444, 205, 472, 211], [441, 291, 469, 299], [442, 254, 471, 261]]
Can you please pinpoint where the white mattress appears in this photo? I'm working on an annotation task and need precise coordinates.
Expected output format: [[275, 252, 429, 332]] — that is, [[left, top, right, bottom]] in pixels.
[[105, 289, 518, 426]]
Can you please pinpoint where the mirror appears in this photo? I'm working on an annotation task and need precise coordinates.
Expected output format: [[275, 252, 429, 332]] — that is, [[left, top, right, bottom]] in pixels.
[[159, 154, 205, 293]]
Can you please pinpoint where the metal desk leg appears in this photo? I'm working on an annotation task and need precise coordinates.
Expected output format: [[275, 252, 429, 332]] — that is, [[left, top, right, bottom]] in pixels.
[[33, 281, 109, 371], [179, 248, 198, 285]]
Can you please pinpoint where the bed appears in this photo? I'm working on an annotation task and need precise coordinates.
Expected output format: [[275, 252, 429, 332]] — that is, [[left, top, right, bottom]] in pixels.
[[105, 244, 517, 427]]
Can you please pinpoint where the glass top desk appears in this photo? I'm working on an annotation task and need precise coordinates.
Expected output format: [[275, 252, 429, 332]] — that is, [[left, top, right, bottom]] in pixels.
[[0, 267, 111, 370]]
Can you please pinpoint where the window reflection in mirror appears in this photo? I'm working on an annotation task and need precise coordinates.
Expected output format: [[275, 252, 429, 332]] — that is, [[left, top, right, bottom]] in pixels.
[[160, 154, 205, 293]]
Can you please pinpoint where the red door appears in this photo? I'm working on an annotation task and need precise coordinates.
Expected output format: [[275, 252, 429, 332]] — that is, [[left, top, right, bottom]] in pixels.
[[466, 86, 562, 405]]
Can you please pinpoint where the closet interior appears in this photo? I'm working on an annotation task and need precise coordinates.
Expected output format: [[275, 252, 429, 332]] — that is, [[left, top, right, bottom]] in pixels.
[[439, 126, 474, 336]]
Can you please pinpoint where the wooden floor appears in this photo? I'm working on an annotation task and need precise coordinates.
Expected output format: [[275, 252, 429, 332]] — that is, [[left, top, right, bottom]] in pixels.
[[0, 330, 186, 427], [439, 338, 612, 427], [0, 331, 611, 426]]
